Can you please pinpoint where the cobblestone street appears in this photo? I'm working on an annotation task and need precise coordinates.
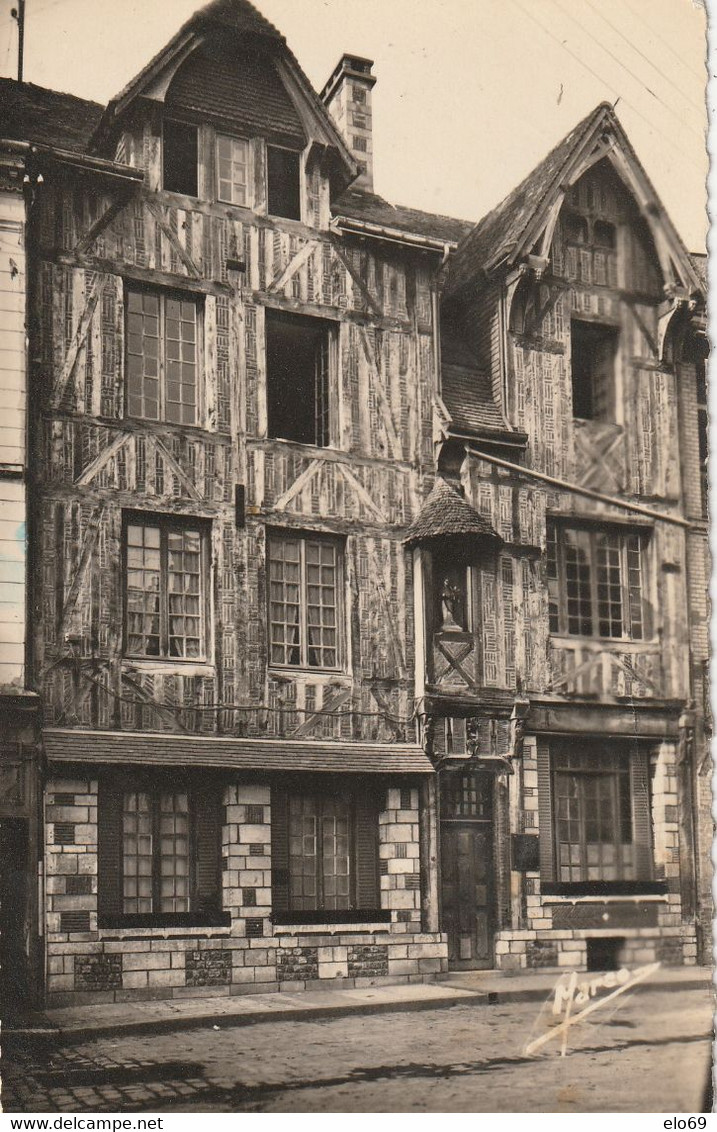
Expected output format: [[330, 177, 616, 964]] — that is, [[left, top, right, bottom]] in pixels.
[[2, 986, 712, 1113]]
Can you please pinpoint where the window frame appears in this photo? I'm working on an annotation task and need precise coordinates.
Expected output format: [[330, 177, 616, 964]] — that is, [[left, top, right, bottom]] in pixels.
[[97, 774, 228, 929], [162, 118, 199, 198], [271, 780, 388, 925], [538, 739, 660, 896], [570, 318, 619, 421], [266, 144, 302, 221], [265, 308, 336, 448], [125, 285, 203, 426], [546, 520, 650, 642], [123, 512, 211, 664], [267, 530, 345, 672], [216, 132, 252, 207]]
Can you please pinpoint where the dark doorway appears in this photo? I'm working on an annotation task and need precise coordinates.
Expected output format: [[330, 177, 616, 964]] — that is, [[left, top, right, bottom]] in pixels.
[[0, 819, 30, 1016], [440, 771, 495, 969]]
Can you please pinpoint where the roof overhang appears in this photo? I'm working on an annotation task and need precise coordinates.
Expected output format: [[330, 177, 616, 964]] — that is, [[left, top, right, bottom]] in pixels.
[[331, 214, 457, 253], [43, 728, 434, 775]]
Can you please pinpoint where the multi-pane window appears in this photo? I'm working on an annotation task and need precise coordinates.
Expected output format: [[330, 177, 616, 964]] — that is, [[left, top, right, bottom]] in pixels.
[[99, 780, 224, 925], [571, 319, 618, 420], [268, 534, 341, 669], [266, 310, 332, 447], [126, 289, 200, 425], [271, 785, 382, 921], [554, 749, 636, 883], [122, 790, 189, 913], [216, 134, 250, 205], [288, 794, 351, 911], [125, 516, 206, 660], [547, 523, 647, 639]]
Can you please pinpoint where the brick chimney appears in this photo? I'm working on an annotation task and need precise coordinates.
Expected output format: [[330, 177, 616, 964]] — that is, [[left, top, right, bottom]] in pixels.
[[321, 54, 377, 192]]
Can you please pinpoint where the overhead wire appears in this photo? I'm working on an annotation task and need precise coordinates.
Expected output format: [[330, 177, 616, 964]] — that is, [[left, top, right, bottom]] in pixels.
[[581, 0, 705, 120], [509, 0, 706, 176], [621, 0, 707, 81]]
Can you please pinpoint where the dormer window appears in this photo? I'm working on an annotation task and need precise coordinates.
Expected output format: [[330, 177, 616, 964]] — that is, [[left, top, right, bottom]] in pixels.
[[216, 134, 250, 206], [571, 319, 618, 421], [163, 120, 198, 197], [267, 146, 301, 221]]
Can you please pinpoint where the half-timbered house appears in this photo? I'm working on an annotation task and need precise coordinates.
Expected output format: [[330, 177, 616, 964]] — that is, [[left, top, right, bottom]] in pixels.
[[0, 0, 708, 1009]]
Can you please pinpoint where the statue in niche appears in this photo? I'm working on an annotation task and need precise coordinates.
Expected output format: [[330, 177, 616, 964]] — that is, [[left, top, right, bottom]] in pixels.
[[440, 577, 464, 632]]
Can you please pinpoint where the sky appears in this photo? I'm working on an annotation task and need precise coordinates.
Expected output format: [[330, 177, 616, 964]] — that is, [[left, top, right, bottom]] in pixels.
[[0, 0, 709, 251]]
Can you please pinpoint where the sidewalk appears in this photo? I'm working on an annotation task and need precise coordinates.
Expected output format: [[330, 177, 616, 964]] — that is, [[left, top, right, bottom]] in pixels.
[[10, 965, 712, 1043]]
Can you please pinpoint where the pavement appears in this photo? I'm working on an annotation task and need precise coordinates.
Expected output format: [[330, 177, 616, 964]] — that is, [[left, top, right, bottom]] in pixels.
[[8, 964, 713, 1043]]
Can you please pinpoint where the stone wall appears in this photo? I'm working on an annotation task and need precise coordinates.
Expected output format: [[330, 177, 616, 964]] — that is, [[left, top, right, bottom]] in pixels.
[[44, 775, 447, 1007]]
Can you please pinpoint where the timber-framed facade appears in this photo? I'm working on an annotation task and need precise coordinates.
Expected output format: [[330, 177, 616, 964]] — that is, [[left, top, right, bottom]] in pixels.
[[0, 0, 709, 1010]]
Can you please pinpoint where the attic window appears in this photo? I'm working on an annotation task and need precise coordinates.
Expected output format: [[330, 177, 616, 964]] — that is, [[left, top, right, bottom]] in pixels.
[[163, 120, 198, 197], [266, 310, 333, 447], [352, 86, 366, 104], [268, 146, 301, 221], [217, 134, 250, 206], [564, 213, 588, 245], [594, 220, 617, 249], [571, 320, 618, 421]]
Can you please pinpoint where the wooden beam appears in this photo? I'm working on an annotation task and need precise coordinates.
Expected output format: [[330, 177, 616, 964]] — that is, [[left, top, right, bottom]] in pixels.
[[336, 463, 386, 523], [75, 431, 130, 487], [268, 239, 317, 294], [329, 236, 384, 318], [154, 438, 203, 502], [74, 192, 134, 257], [52, 274, 107, 407], [358, 326, 402, 461], [289, 687, 351, 738], [58, 504, 106, 639], [272, 458, 325, 511], [144, 198, 202, 279]]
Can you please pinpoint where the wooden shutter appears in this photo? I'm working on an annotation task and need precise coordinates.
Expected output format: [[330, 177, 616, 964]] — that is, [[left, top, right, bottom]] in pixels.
[[97, 779, 123, 917], [537, 740, 556, 882], [630, 745, 652, 880], [354, 787, 381, 910], [193, 786, 222, 912], [270, 786, 290, 913]]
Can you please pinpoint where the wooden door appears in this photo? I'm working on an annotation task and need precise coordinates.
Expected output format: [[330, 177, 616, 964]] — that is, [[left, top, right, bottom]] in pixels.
[[440, 771, 495, 969]]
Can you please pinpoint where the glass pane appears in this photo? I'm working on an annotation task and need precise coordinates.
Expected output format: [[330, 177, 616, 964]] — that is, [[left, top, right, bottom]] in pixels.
[[122, 792, 153, 913]]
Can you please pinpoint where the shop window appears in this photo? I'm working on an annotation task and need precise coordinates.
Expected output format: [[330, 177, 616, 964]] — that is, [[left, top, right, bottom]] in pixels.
[[97, 779, 226, 927], [265, 310, 332, 446], [547, 522, 647, 640], [126, 287, 200, 425], [267, 145, 301, 220], [267, 532, 342, 670], [216, 134, 250, 206], [124, 514, 208, 661], [571, 319, 618, 420], [271, 784, 385, 923], [162, 119, 198, 196]]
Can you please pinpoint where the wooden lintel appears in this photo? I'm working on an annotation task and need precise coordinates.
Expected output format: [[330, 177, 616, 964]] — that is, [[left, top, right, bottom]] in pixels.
[[42, 251, 233, 297]]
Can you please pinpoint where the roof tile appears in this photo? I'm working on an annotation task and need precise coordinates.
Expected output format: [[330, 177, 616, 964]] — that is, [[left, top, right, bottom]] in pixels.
[[404, 478, 501, 547]]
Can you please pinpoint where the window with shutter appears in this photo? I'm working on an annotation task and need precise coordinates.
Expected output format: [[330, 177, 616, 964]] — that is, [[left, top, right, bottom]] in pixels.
[[271, 782, 387, 924], [97, 777, 228, 928], [539, 740, 658, 894]]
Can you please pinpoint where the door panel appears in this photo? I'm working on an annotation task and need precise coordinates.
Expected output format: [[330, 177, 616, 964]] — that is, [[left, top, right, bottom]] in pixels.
[[441, 821, 494, 969]]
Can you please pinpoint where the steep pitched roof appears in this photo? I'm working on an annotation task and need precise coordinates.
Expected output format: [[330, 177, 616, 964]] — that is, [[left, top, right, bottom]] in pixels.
[[332, 187, 475, 246], [404, 478, 501, 548], [446, 102, 702, 298], [92, 0, 356, 189], [0, 79, 103, 152]]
